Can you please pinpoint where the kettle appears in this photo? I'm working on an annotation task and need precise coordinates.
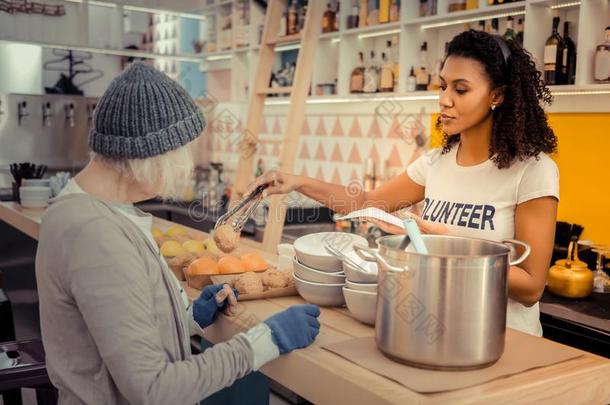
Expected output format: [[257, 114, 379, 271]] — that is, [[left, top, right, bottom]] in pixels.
[[547, 239, 594, 298]]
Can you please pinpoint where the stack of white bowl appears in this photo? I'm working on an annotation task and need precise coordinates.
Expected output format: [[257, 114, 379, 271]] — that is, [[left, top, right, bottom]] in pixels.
[[341, 250, 379, 325], [292, 232, 367, 307], [20, 179, 52, 208]]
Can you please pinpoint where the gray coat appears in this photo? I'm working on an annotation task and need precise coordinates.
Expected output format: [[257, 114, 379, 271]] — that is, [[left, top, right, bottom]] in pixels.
[[35, 194, 254, 404]]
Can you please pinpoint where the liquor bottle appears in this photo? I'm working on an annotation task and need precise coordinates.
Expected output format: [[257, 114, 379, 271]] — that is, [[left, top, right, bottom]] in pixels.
[[429, 0, 437, 15], [380, 52, 394, 92], [298, 0, 307, 32], [350, 52, 366, 93], [279, 4, 287, 37], [416, 42, 430, 91], [334, 1, 340, 31], [407, 66, 416, 92], [287, 0, 298, 35], [359, 0, 368, 28], [478, 20, 485, 31], [322, 3, 336, 33], [491, 18, 499, 35], [466, 0, 478, 9], [420, 0, 428, 17], [562, 21, 576, 85], [389, 0, 399, 22], [379, 0, 390, 24], [516, 18, 524, 45], [347, 0, 359, 29], [367, 0, 379, 26], [594, 26, 610, 83], [544, 16, 565, 85], [364, 51, 379, 93], [504, 16, 517, 41], [428, 49, 443, 91], [390, 36, 399, 89]]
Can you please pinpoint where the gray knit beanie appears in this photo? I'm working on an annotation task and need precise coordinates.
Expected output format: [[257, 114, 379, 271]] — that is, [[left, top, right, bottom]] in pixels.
[[89, 62, 205, 159]]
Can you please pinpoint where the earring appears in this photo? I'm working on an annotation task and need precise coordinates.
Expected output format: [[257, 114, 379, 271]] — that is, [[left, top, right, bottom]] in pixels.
[[491, 105, 496, 111]]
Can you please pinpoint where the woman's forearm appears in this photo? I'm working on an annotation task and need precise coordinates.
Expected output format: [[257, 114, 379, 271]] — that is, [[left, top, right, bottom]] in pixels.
[[296, 176, 367, 215], [508, 265, 545, 307]]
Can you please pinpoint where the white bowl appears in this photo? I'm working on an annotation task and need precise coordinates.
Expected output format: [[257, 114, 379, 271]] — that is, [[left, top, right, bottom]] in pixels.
[[293, 258, 346, 284], [345, 280, 377, 293], [341, 250, 378, 282], [19, 186, 52, 199], [293, 273, 345, 307], [22, 179, 50, 187], [294, 232, 368, 273], [343, 287, 377, 325], [20, 198, 49, 209]]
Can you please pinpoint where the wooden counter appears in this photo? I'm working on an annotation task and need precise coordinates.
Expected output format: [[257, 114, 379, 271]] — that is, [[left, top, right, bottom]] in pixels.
[[2, 201, 610, 404]]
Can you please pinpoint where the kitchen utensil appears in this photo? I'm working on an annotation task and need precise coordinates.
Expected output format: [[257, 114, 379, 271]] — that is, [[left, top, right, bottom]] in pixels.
[[293, 258, 346, 284], [342, 287, 376, 325], [343, 259, 378, 283], [354, 234, 530, 370], [547, 239, 594, 298], [214, 184, 268, 233], [293, 232, 368, 273], [402, 218, 428, 254], [592, 246, 610, 293], [325, 243, 370, 273], [293, 273, 345, 306]]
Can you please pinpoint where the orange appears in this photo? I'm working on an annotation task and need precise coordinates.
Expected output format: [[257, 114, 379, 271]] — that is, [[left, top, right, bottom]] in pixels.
[[240, 253, 268, 272], [188, 257, 219, 275], [218, 256, 247, 274]]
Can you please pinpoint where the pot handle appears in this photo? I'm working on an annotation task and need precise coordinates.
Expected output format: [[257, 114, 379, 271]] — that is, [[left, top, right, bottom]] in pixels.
[[353, 244, 377, 262], [502, 239, 531, 266], [353, 244, 409, 273]]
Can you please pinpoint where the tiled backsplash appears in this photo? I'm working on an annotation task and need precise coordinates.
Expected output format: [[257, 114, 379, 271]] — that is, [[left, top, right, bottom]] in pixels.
[[209, 105, 432, 186]]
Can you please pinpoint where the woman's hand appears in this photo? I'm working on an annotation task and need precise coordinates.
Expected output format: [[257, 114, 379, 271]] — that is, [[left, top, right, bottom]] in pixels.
[[365, 212, 450, 235], [244, 169, 303, 198], [193, 284, 239, 328]]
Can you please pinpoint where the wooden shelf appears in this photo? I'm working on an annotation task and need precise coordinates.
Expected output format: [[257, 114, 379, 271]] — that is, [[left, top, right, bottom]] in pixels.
[[342, 22, 401, 37]]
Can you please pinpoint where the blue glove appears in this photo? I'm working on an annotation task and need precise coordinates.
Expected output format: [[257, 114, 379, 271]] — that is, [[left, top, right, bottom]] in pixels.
[[263, 304, 321, 354], [193, 284, 239, 329]]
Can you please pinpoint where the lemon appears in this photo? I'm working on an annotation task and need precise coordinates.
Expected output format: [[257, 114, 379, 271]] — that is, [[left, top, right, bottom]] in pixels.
[[202, 238, 221, 254], [166, 225, 187, 237], [151, 227, 164, 238], [182, 239, 205, 254], [160, 240, 186, 257]]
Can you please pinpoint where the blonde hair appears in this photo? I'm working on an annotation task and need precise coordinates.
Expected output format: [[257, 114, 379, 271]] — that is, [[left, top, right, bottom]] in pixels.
[[90, 140, 196, 200]]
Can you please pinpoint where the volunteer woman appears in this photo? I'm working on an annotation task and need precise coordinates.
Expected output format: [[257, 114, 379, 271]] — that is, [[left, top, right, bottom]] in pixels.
[[35, 63, 320, 404], [249, 30, 559, 337]]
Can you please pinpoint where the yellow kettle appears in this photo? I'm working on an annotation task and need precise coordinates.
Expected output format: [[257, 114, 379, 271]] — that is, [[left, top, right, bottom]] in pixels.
[[547, 240, 594, 298]]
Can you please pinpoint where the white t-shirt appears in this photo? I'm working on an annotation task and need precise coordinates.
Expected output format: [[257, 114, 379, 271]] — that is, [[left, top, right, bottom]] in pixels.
[[406, 145, 559, 336]]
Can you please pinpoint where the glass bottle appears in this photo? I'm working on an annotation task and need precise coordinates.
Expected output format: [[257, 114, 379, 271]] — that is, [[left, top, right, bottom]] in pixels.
[[347, 0, 359, 29], [363, 51, 379, 93], [407, 66, 416, 92], [380, 52, 394, 92], [562, 21, 576, 85], [350, 51, 366, 93], [322, 3, 336, 33], [544, 16, 565, 85], [359, 0, 368, 28], [415, 42, 430, 91], [504, 16, 517, 41], [287, 0, 298, 35], [594, 26, 610, 83]]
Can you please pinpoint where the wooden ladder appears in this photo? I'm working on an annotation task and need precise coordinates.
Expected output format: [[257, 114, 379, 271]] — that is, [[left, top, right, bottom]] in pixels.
[[232, 0, 325, 253]]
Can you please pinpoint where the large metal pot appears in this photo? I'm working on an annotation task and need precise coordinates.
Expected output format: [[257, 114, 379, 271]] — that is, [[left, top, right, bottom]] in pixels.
[[354, 234, 530, 370]]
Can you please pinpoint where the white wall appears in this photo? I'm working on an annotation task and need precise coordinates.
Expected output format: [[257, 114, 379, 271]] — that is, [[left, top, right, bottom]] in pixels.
[[0, 44, 43, 94]]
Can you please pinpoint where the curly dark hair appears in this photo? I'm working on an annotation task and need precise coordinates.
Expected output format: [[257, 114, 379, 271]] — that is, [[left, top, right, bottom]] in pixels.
[[438, 30, 558, 169]]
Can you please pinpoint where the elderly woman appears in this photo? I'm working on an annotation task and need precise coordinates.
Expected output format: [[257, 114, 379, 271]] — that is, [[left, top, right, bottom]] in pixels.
[[35, 63, 320, 404]]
